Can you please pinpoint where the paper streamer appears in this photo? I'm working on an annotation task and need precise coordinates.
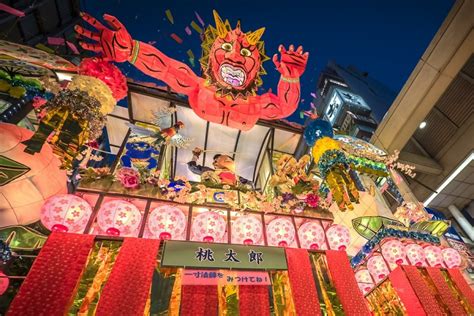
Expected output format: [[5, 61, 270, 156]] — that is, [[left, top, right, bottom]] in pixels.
[[190, 21, 203, 34], [388, 266, 426, 316], [0, 3, 25, 17], [48, 37, 65, 45], [185, 26, 192, 35], [170, 33, 183, 44], [66, 41, 80, 54], [310, 92, 317, 98], [165, 9, 174, 24], [195, 11, 205, 27]]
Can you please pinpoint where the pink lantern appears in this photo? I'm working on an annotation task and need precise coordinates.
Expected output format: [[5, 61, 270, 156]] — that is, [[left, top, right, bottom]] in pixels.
[[355, 269, 374, 294], [424, 245, 444, 267], [298, 221, 326, 250], [147, 205, 187, 240], [232, 215, 263, 245], [192, 211, 226, 243], [326, 224, 350, 251], [442, 247, 462, 268], [367, 255, 390, 282], [266, 217, 295, 247], [0, 272, 9, 296], [381, 239, 406, 265], [405, 243, 426, 266], [97, 200, 142, 236], [40, 194, 92, 233]]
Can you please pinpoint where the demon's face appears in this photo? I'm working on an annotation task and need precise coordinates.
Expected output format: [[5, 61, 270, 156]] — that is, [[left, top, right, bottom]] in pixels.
[[209, 29, 261, 91]]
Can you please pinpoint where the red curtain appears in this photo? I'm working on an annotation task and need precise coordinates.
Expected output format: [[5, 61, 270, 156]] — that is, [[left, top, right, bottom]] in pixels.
[[95, 238, 160, 316], [426, 267, 466, 314], [447, 268, 474, 309], [325, 250, 371, 315], [7, 232, 94, 316], [402, 266, 444, 315], [181, 285, 218, 316], [388, 266, 426, 316], [285, 248, 321, 316], [239, 285, 270, 316]]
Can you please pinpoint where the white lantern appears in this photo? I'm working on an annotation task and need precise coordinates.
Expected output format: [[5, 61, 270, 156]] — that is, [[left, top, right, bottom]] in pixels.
[[192, 211, 227, 243], [298, 221, 326, 250], [405, 243, 426, 266], [266, 217, 295, 247], [355, 269, 374, 294], [326, 224, 350, 251], [367, 255, 390, 282], [97, 200, 142, 236], [40, 194, 92, 233], [381, 240, 406, 265], [424, 245, 444, 267], [442, 247, 462, 268], [232, 215, 263, 245], [147, 205, 187, 240]]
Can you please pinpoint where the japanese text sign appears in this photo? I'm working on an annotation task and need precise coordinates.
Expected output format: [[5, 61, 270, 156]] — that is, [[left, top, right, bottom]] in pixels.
[[182, 269, 271, 285]]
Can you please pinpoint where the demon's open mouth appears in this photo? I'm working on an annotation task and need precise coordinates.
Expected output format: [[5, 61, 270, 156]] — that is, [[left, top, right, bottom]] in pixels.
[[219, 64, 246, 87]]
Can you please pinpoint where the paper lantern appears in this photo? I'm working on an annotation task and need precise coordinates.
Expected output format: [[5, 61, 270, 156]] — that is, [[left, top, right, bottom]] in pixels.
[[381, 239, 406, 265], [355, 269, 374, 294], [232, 215, 263, 245], [424, 245, 444, 267], [192, 211, 227, 243], [0, 272, 8, 296], [147, 205, 186, 240], [266, 217, 295, 247], [367, 256, 390, 282], [298, 221, 326, 250], [442, 247, 462, 268], [0, 123, 67, 228], [405, 243, 426, 266], [326, 224, 350, 251], [40, 194, 92, 233], [97, 200, 142, 236]]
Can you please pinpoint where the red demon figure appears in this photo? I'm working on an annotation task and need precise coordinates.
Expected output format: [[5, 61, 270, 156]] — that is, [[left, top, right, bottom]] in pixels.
[[76, 11, 309, 131]]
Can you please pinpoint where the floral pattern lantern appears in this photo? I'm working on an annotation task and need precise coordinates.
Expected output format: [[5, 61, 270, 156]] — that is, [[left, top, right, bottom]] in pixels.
[[97, 200, 142, 237], [192, 211, 227, 243], [267, 217, 295, 247], [0, 271, 9, 295], [381, 239, 406, 265], [405, 243, 426, 266], [355, 269, 374, 294], [147, 205, 186, 240], [298, 221, 326, 250], [326, 224, 350, 251], [367, 255, 390, 282], [232, 215, 263, 245], [442, 247, 462, 268], [40, 194, 92, 233], [424, 245, 444, 267]]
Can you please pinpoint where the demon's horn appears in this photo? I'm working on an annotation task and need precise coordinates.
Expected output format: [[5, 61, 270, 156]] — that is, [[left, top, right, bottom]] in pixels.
[[213, 10, 228, 38], [235, 20, 241, 30], [247, 27, 265, 45]]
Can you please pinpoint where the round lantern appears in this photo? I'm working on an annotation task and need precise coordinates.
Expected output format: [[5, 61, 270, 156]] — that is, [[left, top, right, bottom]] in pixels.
[[381, 239, 406, 265], [267, 217, 295, 247], [147, 205, 186, 240], [442, 247, 462, 268], [326, 224, 350, 251], [40, 194, 92, 233], [367, 255, 390, 282], [355, 269, 374, 294], [405, 243, 426, 266], [0, 123, 67, 228], [232, 215, 263, 245], [97, 200, 142, 236], [304, 118, 334, 146], [0, 272, 8, 296], [192, 211, 227, 243], [424, 245, 444, 267], [298, 221, 326, 250]]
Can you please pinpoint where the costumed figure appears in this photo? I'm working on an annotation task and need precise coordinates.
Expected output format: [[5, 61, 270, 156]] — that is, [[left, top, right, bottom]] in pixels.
[[76, 11, 309, 131], [187, 147, 254, 189]]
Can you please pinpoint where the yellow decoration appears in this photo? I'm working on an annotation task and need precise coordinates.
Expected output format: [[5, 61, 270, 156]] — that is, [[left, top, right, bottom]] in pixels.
[[69, 75, 115, 115], [312, 137, 341, 163]]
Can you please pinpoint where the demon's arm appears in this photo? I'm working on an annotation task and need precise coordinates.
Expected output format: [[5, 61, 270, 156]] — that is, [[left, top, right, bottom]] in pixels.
[[76, 13, 199, 94], [254, 45, 308, 120]]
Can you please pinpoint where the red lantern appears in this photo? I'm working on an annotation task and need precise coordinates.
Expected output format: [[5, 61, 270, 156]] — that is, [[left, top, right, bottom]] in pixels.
[[424, 245, 444, 267], [298, 221, 326, 250], [442, 247, 462, 268], [326, 224, 350, 251], [147, 205, 187, 240], [266, 217, 295, 247], [40, 194, 92, 233], [232, 215, 263, 245], [97, 200, 142, 237], [405, 243, 426, 266], [381, 239, 406, 265], [367, 255, 390, 282], [192, 211, 227, 243]]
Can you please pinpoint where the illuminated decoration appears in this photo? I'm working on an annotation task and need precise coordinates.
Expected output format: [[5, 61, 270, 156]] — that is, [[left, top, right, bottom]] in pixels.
[[68, 75, 115, 115], [424, 245, 444, 267], [394, 202, 432, 226], [442, 247, 462, 268], [0, 271, 8, 295], [231, 215, 263, 245], [381, 239, 406, 265], [355, 269, 374, 294], [303, 118, 333, 147], [0, 123, 67, 228], [192, 211, 227, 243], [367, 255, 390, 282], [326, 224, 350, 251], [352, 216, 404, 240], [297, 221, 326, 250], [77, 11, 308, 131], [40, 194, 92, 233], [97, 200, 142, 236], [147, 205, 187, 240], [405, 243, 426, 266], [266, 217, 295, 247]]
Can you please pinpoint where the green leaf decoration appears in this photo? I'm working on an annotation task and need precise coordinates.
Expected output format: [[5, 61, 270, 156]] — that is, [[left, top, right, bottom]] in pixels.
[[409, 220, 450, 237], [0, 225, 47, 251], [352, 216, 404, 240], [0, 155, 31, 186]]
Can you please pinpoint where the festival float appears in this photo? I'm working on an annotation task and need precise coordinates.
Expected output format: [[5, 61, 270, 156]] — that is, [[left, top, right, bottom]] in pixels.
[[0, 9, 473, 316]]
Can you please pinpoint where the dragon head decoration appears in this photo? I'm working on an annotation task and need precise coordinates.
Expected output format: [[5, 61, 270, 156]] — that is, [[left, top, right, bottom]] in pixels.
[[200, 10, 270, 99]]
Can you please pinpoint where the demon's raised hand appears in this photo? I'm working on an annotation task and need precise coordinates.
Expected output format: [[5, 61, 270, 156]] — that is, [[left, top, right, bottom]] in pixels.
[[77, 11, 308, 131]]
